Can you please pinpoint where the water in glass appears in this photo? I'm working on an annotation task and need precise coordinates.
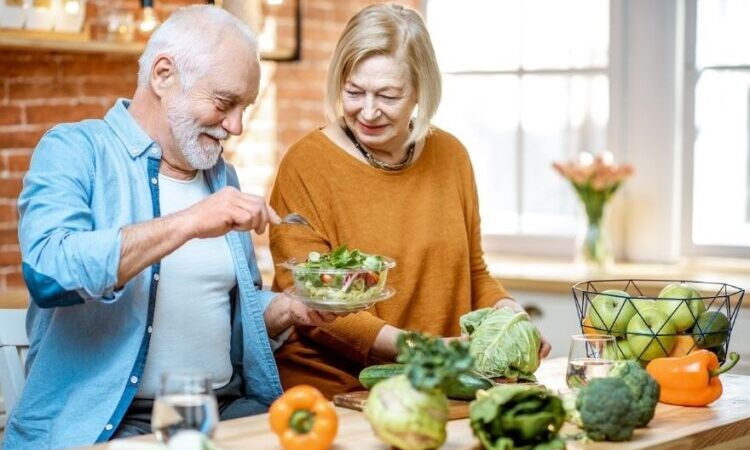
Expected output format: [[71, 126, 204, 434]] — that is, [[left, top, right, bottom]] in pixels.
[[565, 334, 616, 389], [152, 373, 219, 442]]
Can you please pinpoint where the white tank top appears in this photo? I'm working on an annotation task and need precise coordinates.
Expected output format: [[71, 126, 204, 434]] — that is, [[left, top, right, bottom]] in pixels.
[[137, 170, 236, 398]]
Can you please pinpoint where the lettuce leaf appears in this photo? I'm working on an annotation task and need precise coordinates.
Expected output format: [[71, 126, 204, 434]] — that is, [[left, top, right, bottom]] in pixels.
[[460, 308, 541, 380]]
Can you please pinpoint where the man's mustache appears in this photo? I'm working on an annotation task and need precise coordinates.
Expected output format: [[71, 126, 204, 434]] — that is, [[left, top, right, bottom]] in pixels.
[[200, 127, 228, 140]]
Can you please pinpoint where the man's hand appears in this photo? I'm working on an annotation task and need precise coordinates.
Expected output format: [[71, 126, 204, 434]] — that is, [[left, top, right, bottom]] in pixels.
[[264, 294, 341, 339], [493, 297, 552, 359], [117, 187, 280, 286], [179, 186, 281, 239]]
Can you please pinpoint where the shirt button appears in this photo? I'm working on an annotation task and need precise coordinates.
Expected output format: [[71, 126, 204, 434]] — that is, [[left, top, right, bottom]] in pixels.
[[147, 326, 153, 334], [151, 148, 158, 155], [153, 273, 160, 281], [105, 424, 113, 431], [130, 376, 138, 384], [151, 177, 158, 185]]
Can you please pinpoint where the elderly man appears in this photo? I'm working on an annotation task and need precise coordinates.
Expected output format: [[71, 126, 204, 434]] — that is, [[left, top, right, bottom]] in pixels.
[[3, 5, 327, 449]]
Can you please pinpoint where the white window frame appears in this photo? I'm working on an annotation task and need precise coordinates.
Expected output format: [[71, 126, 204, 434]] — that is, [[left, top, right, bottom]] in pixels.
[[680, 0, 750, 258], [426, 2, 620, 258], [427, 1, 748, 263]]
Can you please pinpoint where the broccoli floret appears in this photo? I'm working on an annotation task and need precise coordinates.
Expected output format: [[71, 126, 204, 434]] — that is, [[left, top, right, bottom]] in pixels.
[[576, 377, 639, 441], [609, 360, 660, 427]]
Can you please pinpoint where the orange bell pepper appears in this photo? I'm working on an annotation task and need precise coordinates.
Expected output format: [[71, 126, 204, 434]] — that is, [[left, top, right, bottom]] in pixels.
[[269, 385, 338, 450], [646, 349, 740, 407]]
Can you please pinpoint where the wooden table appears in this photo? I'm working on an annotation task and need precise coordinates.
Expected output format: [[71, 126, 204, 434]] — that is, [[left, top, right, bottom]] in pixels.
[[83, 358, 750, 450]]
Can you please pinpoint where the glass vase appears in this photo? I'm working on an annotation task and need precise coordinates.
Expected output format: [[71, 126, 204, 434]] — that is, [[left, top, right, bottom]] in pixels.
[[576, 208, 613, 269]]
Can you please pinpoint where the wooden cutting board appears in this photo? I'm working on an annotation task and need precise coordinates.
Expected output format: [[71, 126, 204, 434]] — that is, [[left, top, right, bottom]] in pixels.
[[332, 390, 470, 420]]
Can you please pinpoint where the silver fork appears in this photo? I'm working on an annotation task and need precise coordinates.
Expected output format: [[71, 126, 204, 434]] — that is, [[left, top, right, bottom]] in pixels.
[[281, 212, 311, 227]]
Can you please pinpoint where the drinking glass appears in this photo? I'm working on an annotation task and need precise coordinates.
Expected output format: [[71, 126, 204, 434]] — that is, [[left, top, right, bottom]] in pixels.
[[565, 334, 616, 389], [151, 372, 219, 443]]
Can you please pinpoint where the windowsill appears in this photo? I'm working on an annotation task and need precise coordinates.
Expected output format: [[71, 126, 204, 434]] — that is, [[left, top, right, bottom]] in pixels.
[[484, 253, 750, 307], [256, 244, 750, 308]]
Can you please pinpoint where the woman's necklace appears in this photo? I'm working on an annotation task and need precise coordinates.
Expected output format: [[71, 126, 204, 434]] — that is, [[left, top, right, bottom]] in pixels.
[[341, 124, 415, 171]]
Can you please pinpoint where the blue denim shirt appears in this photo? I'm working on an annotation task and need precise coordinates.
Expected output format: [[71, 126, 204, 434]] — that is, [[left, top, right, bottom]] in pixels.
[[4, 99, 284, 450]]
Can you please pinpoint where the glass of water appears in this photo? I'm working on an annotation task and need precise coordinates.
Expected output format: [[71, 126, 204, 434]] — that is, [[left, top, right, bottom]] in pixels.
[[565, 334, 616, 389], [152, 372, 219, 443]]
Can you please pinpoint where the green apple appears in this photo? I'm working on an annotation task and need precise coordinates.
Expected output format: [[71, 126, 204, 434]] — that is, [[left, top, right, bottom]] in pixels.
[[656, 282, 706, 331], [589, 289, 635, 336], [603, 339, 636, 361], [694, 311, 730, 348], [631, 298, 657, 315], [626, 309, 676, 361]]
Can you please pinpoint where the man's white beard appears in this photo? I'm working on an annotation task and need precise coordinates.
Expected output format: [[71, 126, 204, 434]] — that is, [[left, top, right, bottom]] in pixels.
[[167, 95, 228, 170]]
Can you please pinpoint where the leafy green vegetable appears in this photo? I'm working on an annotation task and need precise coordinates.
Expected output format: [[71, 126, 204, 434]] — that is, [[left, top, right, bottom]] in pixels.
[[301, 245, 385, 270], [576, 377, 639, 441], [608, 360, 660, 427], [363, 332, 472, 450], [396, 332, 474, 392], [460, 308, 541, 380], [359, 363, 493, 400], [470, 384, 566, 450]]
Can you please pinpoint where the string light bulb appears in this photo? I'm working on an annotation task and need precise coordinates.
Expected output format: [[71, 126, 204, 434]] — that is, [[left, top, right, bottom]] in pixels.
[[138, 0, 161, 35]]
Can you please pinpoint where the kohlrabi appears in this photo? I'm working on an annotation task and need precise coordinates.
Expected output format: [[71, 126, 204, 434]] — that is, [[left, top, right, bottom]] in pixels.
[[363, 332, 473, 450]]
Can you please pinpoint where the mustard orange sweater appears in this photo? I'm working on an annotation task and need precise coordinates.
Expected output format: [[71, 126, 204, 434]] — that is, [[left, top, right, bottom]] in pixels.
[[269, 128, 509, 398]]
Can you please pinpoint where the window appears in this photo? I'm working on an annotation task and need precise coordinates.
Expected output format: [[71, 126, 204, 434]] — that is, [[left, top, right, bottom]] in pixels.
[[686, 0, 750, 255], [426, 0, 611, 255]]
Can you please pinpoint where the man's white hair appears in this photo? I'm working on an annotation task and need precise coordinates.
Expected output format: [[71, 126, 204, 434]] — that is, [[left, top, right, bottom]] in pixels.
[[137, 5, 258, 90]]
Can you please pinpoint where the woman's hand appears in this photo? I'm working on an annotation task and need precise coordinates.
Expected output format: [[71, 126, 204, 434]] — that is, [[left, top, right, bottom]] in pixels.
[[264, 294, 343, 338], [288, 297, 340, 327], [493, 297, 552, 359]]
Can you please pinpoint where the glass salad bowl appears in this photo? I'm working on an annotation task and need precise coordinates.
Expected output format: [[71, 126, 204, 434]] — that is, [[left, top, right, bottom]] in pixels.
[[280, 247, 396, 312]]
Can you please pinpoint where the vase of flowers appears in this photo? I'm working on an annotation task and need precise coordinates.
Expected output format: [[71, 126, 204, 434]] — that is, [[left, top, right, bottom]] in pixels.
[[553, 152, 633, 269]]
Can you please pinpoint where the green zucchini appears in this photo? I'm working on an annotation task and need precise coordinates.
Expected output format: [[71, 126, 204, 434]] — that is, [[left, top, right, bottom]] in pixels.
[[359, 363, 405, 388], [358, 363, 493, 400], [445, 372, 493, 400]]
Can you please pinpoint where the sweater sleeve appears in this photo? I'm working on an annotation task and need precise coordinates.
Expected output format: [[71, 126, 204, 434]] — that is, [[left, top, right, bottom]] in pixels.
[[269, 141, 387, 365], [464, 152, 511, 310]]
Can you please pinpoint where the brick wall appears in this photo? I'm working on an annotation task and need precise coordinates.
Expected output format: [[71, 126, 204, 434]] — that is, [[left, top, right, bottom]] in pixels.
[[0, 0, 422, 292]]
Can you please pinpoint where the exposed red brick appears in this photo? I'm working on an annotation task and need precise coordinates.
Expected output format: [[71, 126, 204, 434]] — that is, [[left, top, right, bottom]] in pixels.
[[7, 150, 32, 172], [0, 105, 22, 126], [26, 103, 106, 125], [0, 60, 58, 78], [0, 249, 21, 266], [0, 204, 17, 223], [0, 178, 24, 198], [8, 80, 79, 100], [0, 229, 19, 246], [4, 270, 25, 289], [60, 59, 138, 78], [0, 129, 45, 150], [80, 79, 137, 97]]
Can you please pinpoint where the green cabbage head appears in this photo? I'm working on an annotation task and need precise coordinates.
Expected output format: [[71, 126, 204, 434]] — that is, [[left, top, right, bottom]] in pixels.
[[363, 374, 448, 450], [460, 307, 541, 380]]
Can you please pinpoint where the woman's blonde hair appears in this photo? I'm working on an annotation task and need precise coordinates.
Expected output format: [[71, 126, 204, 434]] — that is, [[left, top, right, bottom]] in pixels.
[[325, 3, 441, 145]]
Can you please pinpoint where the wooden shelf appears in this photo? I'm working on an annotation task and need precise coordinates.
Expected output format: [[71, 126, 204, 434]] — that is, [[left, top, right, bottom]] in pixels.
[[0, 28, 144, 55]]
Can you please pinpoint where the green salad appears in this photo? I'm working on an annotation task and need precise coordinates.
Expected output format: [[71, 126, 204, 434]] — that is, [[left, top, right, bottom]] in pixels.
[[292, 246, 390, 303]]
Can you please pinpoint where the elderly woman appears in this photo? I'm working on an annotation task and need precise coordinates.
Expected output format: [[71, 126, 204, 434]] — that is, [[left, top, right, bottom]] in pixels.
[[269, 3, 550, 398]]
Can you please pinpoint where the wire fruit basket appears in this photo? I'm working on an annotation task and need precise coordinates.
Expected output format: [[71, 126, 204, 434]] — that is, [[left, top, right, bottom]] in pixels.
[[572, 279, 743, 363]]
